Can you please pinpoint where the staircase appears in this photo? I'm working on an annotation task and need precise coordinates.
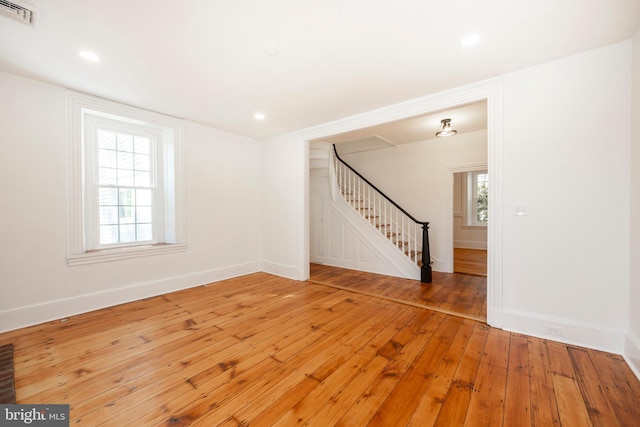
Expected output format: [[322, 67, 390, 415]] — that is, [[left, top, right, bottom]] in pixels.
[[330, 146, 432, 282]]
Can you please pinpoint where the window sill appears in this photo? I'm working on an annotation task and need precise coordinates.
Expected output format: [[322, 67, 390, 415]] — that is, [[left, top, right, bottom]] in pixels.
[[66, 243, 187, 266]]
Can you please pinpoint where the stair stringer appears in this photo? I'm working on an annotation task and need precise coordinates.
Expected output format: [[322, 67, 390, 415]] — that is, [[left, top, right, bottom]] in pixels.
[[310, 174, 421, 280]]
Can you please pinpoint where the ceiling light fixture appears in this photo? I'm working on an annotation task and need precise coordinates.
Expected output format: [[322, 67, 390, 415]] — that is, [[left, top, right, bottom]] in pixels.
[[254, 113, 266, 121], [78, 50, 100, 62], [436, 118, 457, 137]]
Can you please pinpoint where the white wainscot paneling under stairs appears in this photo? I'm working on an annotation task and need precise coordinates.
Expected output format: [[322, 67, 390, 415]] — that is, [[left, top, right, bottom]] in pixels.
[[309, 145, 430, 281]]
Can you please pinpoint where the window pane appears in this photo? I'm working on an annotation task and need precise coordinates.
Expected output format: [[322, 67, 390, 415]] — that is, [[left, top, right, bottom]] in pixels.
[[134, 136, 150, 155], [137, 224, 153, 241], [137, 189, 152, 205], [118, 188, 135, 206], [98, 130, 116, 149], [100, 225, 118, 244], [134, 153, 150, 171], [99, 167, 117, 185], [117, 133, 133, 152], [98, 149, 117, 168], [117, 151, 134, 170], [99, 207, 118, 225], [120, 225, 136, 243], [117, 169, 134, 186], [137, 206, 152, 223], [135, 171, 151, 187], [99, 188, 118, 205], [119, 206, 135, 224]]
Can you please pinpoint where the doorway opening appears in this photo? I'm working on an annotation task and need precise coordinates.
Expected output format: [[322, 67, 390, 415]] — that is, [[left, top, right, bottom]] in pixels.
[[307, 101, 490, 322], [453, 169, 488, 277]]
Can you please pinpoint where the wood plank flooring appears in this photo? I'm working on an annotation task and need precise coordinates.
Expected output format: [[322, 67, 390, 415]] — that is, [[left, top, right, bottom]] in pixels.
[[454, 248, 487, 277], [310, 263, 487, 322], [1, 272, 639, 426]]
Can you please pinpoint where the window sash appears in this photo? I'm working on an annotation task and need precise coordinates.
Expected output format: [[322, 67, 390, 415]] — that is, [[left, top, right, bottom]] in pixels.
[[84, 116, 165, 250]]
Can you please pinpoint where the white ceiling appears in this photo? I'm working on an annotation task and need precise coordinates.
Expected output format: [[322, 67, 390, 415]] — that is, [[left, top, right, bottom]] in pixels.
[[325, 100, 487, 154], [0, 1, 638, 140]]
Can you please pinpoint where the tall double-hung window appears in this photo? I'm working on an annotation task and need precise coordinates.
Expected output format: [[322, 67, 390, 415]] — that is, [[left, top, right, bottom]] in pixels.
[[66, 92, 186, 265]]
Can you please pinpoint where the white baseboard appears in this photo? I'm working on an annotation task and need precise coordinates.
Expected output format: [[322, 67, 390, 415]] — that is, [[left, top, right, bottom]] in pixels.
[[261, 261, 303, 281], [624, 330, 640, 381], [0, 261, 262, 333], [454, 241, 488, 250], [498, 309, 626, 354], [431, 259, 451, 273]]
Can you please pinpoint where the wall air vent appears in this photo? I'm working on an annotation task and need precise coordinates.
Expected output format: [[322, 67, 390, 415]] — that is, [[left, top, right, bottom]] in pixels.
[[0, 0, 35, 25]]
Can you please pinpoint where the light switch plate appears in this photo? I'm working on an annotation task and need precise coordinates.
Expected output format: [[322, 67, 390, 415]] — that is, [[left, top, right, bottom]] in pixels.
[[514, 204, 529, 216]]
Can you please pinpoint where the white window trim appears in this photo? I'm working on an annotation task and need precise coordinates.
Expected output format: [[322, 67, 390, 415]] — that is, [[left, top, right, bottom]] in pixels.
[[66, 91, 186, 266]]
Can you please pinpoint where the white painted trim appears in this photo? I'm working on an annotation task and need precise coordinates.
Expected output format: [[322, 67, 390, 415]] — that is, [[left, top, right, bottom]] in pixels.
[[0, 262, 262, 333], [66, 243, 187, 266], [430, 255, 448, 273], [261, 261, 303, 281], [300, 78, 504, 328], [454, 241, 488, 250], [486, 84, 504, 328], [500, 309, 626, 354], [624, 330, 640, 381], [448, 163, 489, 173], [300, 139, 311, 281]]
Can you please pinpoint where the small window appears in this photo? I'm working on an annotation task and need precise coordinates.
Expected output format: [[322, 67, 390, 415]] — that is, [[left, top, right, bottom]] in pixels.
[[66, 92, 186, 265], [465, 170, 488, 226]]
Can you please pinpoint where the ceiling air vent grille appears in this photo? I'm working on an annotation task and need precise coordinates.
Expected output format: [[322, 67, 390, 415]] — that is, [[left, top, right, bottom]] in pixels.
[[0, 0, 34, 25]]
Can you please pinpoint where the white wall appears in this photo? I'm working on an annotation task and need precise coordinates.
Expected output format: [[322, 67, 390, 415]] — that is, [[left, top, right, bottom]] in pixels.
[[627, 28, 640, 375], [261, 133, 308, 280], [499, 41, 631, 349], [0, 71, 264, 332], [340, 130, 488, 272]]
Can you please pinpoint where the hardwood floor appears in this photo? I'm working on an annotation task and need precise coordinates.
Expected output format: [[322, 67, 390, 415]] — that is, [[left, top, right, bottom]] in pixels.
[[1, 272, 639, 426], [454, 248, 487, 277], [310, 263, 487, 322]]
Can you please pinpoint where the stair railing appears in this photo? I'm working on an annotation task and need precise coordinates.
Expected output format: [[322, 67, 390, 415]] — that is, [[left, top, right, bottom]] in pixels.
[[330, 145, 432, 283]]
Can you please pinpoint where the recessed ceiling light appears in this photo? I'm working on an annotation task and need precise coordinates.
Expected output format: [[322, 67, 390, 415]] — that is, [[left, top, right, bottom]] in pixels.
[[264, 45, 280, 56], [78, 50, 100, 62], [254, 113, 266, 121], [461, 34, 480, 47]]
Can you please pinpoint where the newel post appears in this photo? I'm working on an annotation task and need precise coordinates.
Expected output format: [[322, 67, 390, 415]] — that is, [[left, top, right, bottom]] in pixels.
[[421, 223, 432, 283]]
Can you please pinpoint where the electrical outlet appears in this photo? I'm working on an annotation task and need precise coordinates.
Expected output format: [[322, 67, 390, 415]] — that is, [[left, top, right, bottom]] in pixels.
[[545, 324, 563, 336]]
